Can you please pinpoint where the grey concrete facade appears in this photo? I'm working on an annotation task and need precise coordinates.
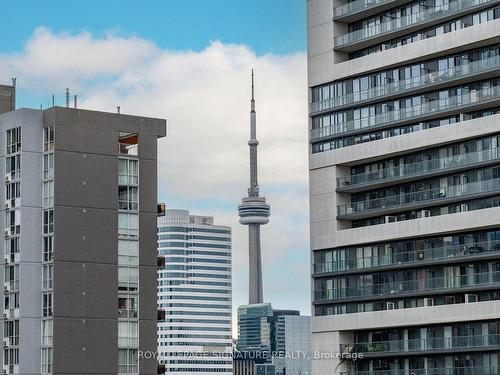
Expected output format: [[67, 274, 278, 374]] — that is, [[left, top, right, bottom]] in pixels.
[[0, 104, 165, 375], [308, 1, 500, 374]]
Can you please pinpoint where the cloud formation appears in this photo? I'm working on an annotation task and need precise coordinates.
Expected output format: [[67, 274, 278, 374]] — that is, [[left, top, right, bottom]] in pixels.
[[0, 27, 310, 327]]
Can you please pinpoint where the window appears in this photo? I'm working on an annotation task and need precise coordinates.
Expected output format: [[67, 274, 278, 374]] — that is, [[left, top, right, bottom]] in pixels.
[[118, 294, 138, 319], [6, 154, 20, 180], [118, 321, 138, 347], [6, 127, 21, 154], [118, 186, 138, 211], [119, 158, 139, 185], [118, 240, 139, 266], [5, 181, 20, 202], [4, 292, 19, 311], [118, 348, 139, 373], [43, 264, 53, 290], [5, 210, 20, 235], [41, 319, 53, 346], [4, 348, 19, 369], [43, 126, 54, 152], [43, 293, 53, 317], [43, 236, 53, 262], [5, 237, 19, 262], [119, 132, 138, 156], [4, 264, 19, 290], [118, 213, 139, 238], [43, 153, 54, 180], [42, 181, 54, 208], [41, 347, 53, 374], [118, 267, 138, 291], [4, 320, 19, 346], [43, 209, 54, 234]]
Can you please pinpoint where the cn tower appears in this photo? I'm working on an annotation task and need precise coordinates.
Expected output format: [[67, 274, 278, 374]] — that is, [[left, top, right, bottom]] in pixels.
[[238, 70, 271, 305]]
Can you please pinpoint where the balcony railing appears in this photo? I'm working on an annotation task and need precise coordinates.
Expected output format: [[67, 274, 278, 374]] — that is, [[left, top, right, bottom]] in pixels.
[[314, 270, 500, 300], [340, 334, 500, 355], [311, 85, 500, 140], [341, 366, 500, 375], [335, 0, 493, 48], [337, 148, 500, 189], [333, 0, 391, 18], [311, 55, 500, 113], [313, 240, 500, 274], [337, 177, 500, 217]]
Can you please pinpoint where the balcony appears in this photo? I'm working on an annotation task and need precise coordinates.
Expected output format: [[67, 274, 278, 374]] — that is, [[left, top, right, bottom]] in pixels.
[[333, 0, 404, 22], [337, 177, 500, 220], [337, 148, 500, 193], [310, 55, 500, 114], [310, 85, 500, 141], [340, 367, 500, 375], [315, 270, 500, 301], [334, 0, 495, 51], [313, 240, 500, 275], [340, 334, 500, 356]]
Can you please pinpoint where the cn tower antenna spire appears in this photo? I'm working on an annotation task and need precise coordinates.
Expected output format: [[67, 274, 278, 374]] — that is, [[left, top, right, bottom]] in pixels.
[[238, 70, 270, 305]]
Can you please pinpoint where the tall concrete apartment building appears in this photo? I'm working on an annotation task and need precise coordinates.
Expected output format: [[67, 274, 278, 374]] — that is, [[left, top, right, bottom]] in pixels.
[[308, 1, 500, 374], [157, 209, 233, 374], [0, 83, 166, 374]]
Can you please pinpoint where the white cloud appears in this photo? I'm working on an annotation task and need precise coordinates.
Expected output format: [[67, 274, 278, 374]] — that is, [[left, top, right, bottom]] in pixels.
[[0, 27, 310, 329]]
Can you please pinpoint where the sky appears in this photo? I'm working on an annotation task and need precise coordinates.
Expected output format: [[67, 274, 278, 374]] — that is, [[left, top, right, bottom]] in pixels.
[[0, 0, 310, 330]]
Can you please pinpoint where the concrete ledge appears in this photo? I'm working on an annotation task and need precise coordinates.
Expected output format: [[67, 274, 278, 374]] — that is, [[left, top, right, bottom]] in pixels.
[[312, 300, 500, 332]]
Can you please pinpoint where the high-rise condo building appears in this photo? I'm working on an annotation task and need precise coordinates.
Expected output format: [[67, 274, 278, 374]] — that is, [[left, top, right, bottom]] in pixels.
[[308, 1, 500, 374], [0, 85, 166, 375], [157, 209, 233, 375]]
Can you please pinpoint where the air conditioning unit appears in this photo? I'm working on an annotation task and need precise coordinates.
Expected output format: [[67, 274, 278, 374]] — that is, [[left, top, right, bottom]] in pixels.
[[465, 294, 478, 303], [460, 204, 469, 212], [3, 285, 8, 292], [4, 202, 9, 210], [4, 175, 10, 183], [4, 229, 10, 238], [2, 339, 7, 347], [424, 298, 434, 307], [386, 301, 396, 310]]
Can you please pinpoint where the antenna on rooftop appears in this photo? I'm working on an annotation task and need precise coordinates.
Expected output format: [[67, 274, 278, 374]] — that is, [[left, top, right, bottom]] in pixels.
[[11, 78, 16, 111], [117, 106, 121, 114], [65, 88, 70, 108], [74, 95, 78, 109]]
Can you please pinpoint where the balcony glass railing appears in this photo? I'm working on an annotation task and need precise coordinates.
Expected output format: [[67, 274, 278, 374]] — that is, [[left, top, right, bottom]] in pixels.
[[340, 334, 500, 355], [311, 55, 500, 113], [335, 0, 493, 47], [333, 0, 391, 18], [341, 367, 500, 375], [311, 85, 500, 139], [314, 270, 500, 300], [337, 148, 500, 189], [337, 177, 500, 217], [314, 240, 500, 274]]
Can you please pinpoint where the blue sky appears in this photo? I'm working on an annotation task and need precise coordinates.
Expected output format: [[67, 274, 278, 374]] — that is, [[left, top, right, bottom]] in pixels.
[[1, 0, 306, 55], [0, 1, 310, 324]]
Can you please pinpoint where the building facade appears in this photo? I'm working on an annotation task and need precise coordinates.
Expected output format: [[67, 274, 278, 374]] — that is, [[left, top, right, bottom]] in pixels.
[[236, 305, 311, 375], [308, 1, 500, 374], [272, 315, 312, 375], [0, 99, 165, 374], [157, 209, 233, 374]]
